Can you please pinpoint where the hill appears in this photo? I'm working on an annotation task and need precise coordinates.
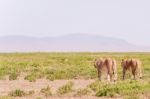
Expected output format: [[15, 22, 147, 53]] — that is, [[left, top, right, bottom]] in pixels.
[[0, 34, 147, 52]]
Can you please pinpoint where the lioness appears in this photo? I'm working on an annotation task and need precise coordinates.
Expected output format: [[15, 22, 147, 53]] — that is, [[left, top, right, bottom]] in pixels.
[[94, 58, 117, 81], [121, 59, 142, 80]]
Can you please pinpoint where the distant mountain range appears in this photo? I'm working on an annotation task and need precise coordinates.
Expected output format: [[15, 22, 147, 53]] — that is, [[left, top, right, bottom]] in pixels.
[[0, 34, 149, 52]]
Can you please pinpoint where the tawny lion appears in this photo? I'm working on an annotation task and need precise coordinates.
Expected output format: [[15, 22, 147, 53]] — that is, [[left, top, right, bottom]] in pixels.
[[94, 58, 117, 81], [121, 59, 142, 80]]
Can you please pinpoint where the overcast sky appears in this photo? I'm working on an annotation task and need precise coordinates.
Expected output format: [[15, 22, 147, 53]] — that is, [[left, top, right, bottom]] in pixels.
[[0, 0, 150, 46]]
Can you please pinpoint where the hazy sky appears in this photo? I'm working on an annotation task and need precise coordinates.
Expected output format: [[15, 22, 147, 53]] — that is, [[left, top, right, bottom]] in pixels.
[[0, 0, 150, 46]]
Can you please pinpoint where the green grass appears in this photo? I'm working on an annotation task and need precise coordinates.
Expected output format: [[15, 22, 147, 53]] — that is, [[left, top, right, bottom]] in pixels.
[[0, 53, 149, 80], [57, 81, 74, 95], [89, 80, 150, 98], [9, 89, 26, 97], [0, 52, 149, 97], [0, 96, 14, 99], [9, 72, 18, 80], [74, 88, 91, 96]]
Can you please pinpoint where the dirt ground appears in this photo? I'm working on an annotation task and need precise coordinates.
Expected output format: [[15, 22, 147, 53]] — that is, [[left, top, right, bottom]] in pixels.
[[0, 78, 94, 95], [0, 74, 148, 99], [0, 74, 106, 99]]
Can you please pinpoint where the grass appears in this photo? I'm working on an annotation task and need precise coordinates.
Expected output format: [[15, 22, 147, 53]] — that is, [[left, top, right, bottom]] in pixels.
[[74, 88, 91, 96], [9, 89, 26, 97], [36, 97, 42, 99], [57, 81, 74, 95], [0, 53, 149, 80], [0, 52, 149, 98], [89, 80, 150, 98], [40, 86, 52, 96], [27, 90, 35, 96], [0, 96, 14, 99], [9, 72, 18, 80], [9, 89, 35, 97], [24, 74, 36, 82]]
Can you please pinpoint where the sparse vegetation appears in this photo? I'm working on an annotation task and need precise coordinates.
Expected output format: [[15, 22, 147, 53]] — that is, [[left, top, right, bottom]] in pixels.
[[74, 88, 91, 96], [9, 72, 18, 80], [40, 86, 52, 96], [27, 90, 35, 96], [0, 96, 14, 99], [9, 89, 26, 97], [36, 97, 42, 99], [57, 81, 74, 95], [0, 53, 149, 98], [24, 70, 44, 82], [24, 74, 36, 82], [0, 53, 149, 81]]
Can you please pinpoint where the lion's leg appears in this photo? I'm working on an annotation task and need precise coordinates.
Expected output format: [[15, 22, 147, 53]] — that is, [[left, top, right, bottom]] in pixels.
[[106, 65, 111, 81], [132, 70, 136, 79], [107, 74, 111, 81], [113, 71, 117, 81], [98, 70, 102, 81], [110, 73, 113, 81], [122, 68, 126, 80], [107, 70, 111, 81], [112, 65, 117, 81]]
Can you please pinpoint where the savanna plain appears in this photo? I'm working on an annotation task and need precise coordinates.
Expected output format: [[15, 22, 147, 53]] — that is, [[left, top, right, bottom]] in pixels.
[[0, 53, 149, 99]]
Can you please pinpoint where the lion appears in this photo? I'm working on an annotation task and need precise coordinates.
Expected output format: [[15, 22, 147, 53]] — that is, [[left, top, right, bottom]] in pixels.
[[94, 58, 117, 81], [121, 59, 142, 80]]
